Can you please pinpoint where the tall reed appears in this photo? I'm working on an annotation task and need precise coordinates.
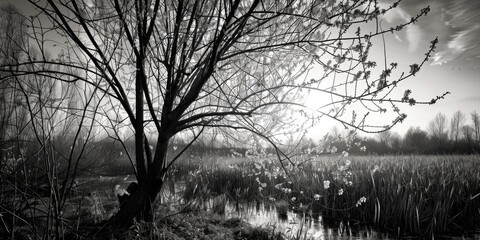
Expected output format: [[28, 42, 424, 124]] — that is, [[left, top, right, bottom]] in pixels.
[[178, 155, 480, 237]]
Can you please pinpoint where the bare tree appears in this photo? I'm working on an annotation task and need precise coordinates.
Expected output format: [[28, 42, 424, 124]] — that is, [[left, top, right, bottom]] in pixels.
[[1, 49, 101, 239], [389, 132, 402, 151], [0, 4, 26, 65], [0, 3, 28, 158], [0, 0, 444, 226], [462, 125, 474, 152], [378, 130, 402, 152], [0, 5, 99, 236], [449, 110, 465, 148], [403, 127, 428, 153], [428, 112, 449, 152], [378, 130, 392, 148], [471, 111, 480, 152]]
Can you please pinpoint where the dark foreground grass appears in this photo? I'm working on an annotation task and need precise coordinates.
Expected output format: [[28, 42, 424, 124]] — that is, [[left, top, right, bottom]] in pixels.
[[68, 209, 284, 240], [5, 175, 284, 240]]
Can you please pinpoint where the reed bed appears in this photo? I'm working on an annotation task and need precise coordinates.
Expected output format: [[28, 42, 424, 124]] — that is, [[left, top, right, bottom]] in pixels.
[[175, 155, 480, 237]]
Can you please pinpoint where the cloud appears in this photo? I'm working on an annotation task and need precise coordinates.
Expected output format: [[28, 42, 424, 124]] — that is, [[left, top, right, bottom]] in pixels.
[[405, 25, 423, 53], [381, 3, 410, 23], [380, 0, 480, 66], [380, 2, 424, 53], [432, 26, 480, 65], [393, 34, 402, 42], [395, 0, 480, 66]]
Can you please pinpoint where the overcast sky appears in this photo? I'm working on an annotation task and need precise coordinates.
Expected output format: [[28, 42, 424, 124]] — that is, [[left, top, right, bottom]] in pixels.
[[5, 0, 480, 138]]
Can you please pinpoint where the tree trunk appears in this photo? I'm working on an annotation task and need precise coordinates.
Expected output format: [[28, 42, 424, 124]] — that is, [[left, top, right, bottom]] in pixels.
[[109, 137, 169, 227], [109, 174, 164, 227]]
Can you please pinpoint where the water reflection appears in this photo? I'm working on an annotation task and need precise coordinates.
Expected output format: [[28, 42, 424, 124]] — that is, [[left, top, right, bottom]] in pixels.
[[158, 180, 392, 239], [224, 201, 392, 240]]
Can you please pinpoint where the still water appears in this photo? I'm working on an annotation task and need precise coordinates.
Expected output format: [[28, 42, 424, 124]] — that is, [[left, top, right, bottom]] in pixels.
[[223, 200, 392, 240], [156, 180, 390, 239]]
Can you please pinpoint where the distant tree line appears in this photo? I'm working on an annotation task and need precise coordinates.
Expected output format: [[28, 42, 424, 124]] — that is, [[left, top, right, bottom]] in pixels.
[[315, 110, 480, 155], [172, 110, 480, 157]]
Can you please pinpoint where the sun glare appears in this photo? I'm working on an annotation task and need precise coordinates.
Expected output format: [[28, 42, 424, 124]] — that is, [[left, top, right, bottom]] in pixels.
[[303, 90, 332, 111]]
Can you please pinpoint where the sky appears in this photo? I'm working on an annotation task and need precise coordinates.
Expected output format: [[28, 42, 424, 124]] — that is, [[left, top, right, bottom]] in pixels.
[[372, 0, 480, 135], [4, 0, 480, 139], [307, 0, 480, 137]]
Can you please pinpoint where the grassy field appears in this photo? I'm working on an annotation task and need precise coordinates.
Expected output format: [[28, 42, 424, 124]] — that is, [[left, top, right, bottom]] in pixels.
[[173, 154, 480, 237], [3, 153, 479, 239]]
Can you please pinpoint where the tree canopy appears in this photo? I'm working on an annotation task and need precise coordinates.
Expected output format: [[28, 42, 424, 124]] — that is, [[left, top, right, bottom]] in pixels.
[[0, 0, 445, 227]]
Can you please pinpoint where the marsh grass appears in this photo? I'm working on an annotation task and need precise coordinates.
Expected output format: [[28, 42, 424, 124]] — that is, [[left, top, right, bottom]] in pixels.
[[3, 152, 478, 239], [178, 154, 480, 237]]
